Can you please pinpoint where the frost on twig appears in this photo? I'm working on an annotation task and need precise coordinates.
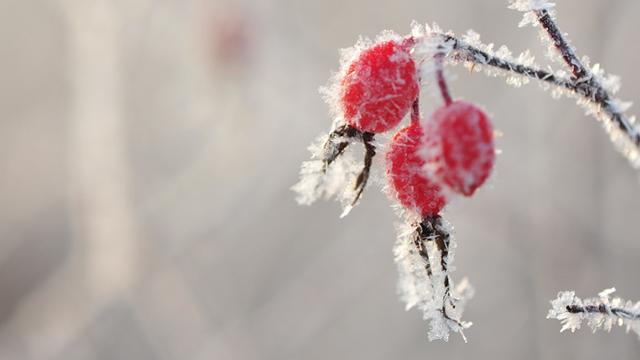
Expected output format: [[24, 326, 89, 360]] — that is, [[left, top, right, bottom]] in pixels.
[[394, 215, 473, 341], [292, 125, 376, 217], [508, 0, 555, 28], [411, 2, 640, 169], [547, 288, 640, 337]]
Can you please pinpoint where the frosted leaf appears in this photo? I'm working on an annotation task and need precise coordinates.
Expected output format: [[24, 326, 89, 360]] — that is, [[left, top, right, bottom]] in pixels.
[[394, 217, 473, 342], [547, 288, 640, 338]]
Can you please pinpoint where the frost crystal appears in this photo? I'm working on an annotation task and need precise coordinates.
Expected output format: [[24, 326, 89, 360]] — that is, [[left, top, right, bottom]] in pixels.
[[508, 0, 555, 27], [394, 216, 473, 341], [547, 288, 640, 337], [508, 0, 555, 12], [411, 22, 455, 97], [291, 132, 364, 216]]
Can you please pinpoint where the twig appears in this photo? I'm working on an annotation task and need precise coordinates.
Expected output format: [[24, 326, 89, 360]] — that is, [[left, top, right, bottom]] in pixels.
[[430, 32, 640, 151], [535, 9, 587, 80], [548, 289, 640, 336], [435, 51, 453, 106], [566, 304, 640, 320]]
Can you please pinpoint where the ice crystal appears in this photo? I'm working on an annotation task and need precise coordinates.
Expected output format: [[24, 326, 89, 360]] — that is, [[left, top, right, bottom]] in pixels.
[[292, 132, 363, 216], [446, 30, 539, 89], [429, 18, 640, 169], [394, 217, 473, 341], [509, 0, 555, 27], [508, 0, 555, 12], [411, 22, 455, 98], [548, 288, 640, 337]]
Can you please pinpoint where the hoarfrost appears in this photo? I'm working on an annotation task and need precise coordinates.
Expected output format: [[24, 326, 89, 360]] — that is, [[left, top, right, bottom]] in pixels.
[[291, 132, 364, 216], [548, 288, 640, 337], [508, 0, 555, 12], [320, 31, 405, 123], [394, 217, 473, 341], [508, 0, 555, 27], [411, 22, 455, 98]]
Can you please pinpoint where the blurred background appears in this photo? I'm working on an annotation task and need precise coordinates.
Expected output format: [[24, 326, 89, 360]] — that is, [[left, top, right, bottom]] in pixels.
[[1, 0, 639, 359]]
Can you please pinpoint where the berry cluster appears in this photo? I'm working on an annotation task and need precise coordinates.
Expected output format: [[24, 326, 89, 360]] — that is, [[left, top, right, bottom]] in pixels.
[[387, 100, 495, 217], [294, 32, 497, 339], [315, 34, 496, 218], [294, 2, 640, 341]]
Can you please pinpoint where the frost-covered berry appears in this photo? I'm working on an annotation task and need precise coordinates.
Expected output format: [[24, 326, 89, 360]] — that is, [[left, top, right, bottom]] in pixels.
[[341, 39, 419, 133], [387, 122, 447, 217], [423, 101, 495, 196]]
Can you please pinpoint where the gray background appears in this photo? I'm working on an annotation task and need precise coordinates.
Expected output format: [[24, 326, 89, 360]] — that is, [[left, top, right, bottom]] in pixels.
[[1, 0, 639, 359]]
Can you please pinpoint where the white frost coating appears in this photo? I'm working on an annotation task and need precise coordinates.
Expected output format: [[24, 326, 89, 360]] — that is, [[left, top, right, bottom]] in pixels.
[[291, 132, 363, 216], [320, 30, 405, 125], [547, 288, 640, 337], [423, 24, 640, 168], [508, 0, 555, 11], [394, 217, 473, 341], [452, 30, 537, 88], [411, 22, 455, 98], [508, 0, 555, 27]]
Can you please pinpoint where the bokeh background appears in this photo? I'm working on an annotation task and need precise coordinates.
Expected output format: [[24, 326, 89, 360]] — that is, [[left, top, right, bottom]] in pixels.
[[1, 0, 640, 359]]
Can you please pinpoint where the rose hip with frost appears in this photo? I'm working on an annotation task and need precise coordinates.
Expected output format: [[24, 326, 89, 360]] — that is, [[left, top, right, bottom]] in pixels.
[[386, 122, 447, 217], [423, 101, 495, 196], [341, 39, 419, 133]]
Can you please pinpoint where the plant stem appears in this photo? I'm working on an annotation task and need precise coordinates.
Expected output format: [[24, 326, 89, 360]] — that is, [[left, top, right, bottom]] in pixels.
[[535, 9, 587, 80], [411, 97, 420, 124], [431, 32, 640, 151], [566, 304, 640, 320], [435, 52, 453, 106]]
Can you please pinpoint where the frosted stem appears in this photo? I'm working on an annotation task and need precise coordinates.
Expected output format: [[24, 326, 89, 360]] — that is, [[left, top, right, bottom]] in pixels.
[[535, 9, 587, 79], [431, 32, 640, 158], [411, 98, 420, 124], [535, 9, 586, 80], [547, 289, 640, 336], [566, 304, 640, 320], [435, 52, 453, 106]]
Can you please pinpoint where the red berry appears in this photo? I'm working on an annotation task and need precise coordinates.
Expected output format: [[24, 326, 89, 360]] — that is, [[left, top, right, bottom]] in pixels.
[[423, 101, 495, 196], [386, 122, 447, 217], [341, 39, 419, 133]]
